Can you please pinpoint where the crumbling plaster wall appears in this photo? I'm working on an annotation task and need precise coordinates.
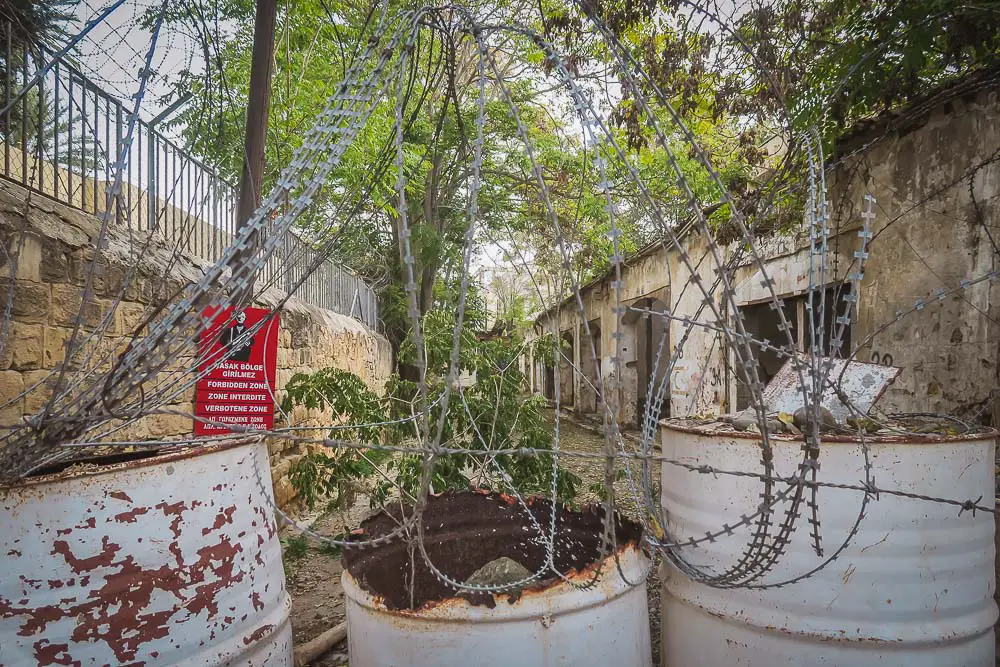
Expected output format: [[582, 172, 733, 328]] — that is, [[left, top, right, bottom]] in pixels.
[[0, 179, 392, 509], [731, 85, 999, 420], [833, 89, 999, 420], [530, 83, 999, 426], [664, 229, 728, 417]]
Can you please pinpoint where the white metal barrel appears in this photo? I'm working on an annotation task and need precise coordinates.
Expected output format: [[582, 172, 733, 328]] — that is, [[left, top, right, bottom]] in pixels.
[[342, 492, 652, 667], [0, 440, 292, 666], [344, 545, 650, 667], [659, 421, 997, 667]]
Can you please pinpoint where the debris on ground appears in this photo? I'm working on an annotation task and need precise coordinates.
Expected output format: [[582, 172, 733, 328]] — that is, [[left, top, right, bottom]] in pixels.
[[792, 405, 837, 431], [760, 355, 901, 422], [669, 412, 992, 439]]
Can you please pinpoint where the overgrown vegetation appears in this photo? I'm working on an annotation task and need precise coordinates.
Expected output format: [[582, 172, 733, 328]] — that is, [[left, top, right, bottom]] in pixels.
[[578, 0, 1000, 143], [0, 0, 72, 47], [147, 0, 1000, 292], [283, 304, 580, 511], [534, 0, 1000, 236], [156, 0, 776, 330], [281, 534, 309, 561]]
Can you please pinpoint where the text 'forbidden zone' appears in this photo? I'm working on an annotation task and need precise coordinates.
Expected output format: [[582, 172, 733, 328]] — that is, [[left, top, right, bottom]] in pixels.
[[194, 306, 280, 436]]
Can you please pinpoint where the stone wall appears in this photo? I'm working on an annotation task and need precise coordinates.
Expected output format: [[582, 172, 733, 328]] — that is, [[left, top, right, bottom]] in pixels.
[[0, 178, 392, 508], [726, 84, 999, 420], [530, 79, 999, 426]]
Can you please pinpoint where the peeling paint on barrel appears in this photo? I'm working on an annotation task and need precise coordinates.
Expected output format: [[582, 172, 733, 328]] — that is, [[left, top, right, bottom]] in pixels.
[[343, 545, 652, 667], [0, 440, 292, 666], [659, 421, 998, 667]]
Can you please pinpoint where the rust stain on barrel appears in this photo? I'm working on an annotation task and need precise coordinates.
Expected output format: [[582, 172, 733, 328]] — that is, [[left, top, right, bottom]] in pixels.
[[0, 440, 289, 666], [202, 507, 237, 536], [344, 491, 645, 614], [115, 506, 151, 524], [1, 502, 247, 663], [0, 531, 247, 664], [51, 536, 121, 573], [32, 639, 78, 667], [243, 624, 273, 645]]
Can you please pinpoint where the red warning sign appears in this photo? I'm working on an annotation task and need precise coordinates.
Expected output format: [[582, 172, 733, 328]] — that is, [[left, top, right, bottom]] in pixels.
[[194, 306, 279, 436]]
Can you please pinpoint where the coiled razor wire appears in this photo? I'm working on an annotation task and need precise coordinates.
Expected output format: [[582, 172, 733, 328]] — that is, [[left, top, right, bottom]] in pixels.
[[0, 0, 997, 600]]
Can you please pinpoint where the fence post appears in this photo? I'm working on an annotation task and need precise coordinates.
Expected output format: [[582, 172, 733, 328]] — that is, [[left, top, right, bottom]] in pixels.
[[146, 93, 191, 231]]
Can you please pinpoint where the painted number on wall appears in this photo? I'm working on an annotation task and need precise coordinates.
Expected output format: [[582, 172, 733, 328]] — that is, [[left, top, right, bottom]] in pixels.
[[870, 351, 893, 366]]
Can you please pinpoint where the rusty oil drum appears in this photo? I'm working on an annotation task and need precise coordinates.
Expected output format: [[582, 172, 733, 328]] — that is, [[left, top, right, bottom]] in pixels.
[[0, 440, 292, 666], [341, 492, 653, 667]]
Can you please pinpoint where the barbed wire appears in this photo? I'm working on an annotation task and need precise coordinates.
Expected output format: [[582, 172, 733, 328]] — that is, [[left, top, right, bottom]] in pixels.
[[0, 0, 997, 605]]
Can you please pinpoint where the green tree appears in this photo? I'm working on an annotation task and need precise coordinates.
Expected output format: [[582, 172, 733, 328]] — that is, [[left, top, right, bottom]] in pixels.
[[0, 0, 72, 48], [283, 305, 580, 510], [161, 0, 637, 344], [0, 0, 72, 147], [582, 0, 1000, 143], [520, 0, 1000, 243], [160, 0, 780, 343]]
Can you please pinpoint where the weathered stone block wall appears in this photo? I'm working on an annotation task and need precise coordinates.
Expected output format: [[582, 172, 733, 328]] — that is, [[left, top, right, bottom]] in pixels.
[[0, 179, 392, 508], [266, 307, 392, 508]]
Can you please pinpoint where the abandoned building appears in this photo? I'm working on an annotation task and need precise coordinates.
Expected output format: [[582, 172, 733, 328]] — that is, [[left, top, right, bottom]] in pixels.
[[525, 75, 1000, 428]]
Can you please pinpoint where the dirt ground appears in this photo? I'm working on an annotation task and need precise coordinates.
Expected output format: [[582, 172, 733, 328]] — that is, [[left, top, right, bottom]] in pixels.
[[280, 409, 662, 666], [282, 525, 349, 666], [282, 496, 372, 666]]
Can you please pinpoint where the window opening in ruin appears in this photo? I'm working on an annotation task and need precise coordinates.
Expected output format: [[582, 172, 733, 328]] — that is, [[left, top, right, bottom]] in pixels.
[[735, 285, 852, 411]]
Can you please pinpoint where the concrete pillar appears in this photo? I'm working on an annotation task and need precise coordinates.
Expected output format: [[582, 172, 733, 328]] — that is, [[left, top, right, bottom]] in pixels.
[[618, 311, 639, 427]]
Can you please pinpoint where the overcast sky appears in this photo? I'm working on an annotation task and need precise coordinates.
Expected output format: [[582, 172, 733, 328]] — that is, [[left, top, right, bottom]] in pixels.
[[69, 0, 209, 135]]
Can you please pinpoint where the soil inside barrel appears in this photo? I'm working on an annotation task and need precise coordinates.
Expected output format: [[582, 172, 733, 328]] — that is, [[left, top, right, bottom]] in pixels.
[[341, 490, 644, 611], [25, 448, 163, 477]]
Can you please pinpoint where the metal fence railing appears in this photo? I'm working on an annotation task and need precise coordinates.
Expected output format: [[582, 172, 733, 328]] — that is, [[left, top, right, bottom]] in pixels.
[[0, 21, 379, 330]]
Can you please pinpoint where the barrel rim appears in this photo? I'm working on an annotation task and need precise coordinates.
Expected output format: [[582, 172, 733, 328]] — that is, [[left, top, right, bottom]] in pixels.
[[0, 437, 260, 490], [660, 419, 998, 445], [341, 544, 650, 622]]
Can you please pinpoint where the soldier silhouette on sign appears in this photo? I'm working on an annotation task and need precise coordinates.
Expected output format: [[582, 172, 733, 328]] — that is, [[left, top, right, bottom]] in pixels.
[[221, 310, 254, 362]]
